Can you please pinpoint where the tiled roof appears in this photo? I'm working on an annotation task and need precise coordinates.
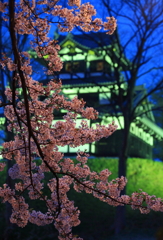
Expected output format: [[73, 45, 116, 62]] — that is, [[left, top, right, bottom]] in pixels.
[[55, 32, 113, 49], [60, 75, 115, 87]]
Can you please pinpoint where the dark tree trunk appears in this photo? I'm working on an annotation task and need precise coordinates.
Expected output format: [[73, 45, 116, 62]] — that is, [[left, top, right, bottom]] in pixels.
[[114, 119, 130, 234]]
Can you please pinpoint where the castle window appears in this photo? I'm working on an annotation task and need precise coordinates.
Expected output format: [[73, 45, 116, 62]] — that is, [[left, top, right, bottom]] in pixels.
[[96, 61, 104, 71], [90, 60, 104, 72], [65, 62, 72, 72], [62, 61, 86, 73], [90, 60, 111, 72], [78, 93, 99, 107]]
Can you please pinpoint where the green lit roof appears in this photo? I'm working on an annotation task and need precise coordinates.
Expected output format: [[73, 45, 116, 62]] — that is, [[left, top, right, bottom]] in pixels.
[[136, 117, 163, 139], [55, 32, 113, 50]]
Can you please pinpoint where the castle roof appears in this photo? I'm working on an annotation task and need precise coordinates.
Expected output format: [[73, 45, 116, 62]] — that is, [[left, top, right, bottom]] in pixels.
[[55, 31, 113, 49]]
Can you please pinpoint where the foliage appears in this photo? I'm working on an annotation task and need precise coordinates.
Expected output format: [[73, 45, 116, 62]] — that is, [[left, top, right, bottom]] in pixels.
[[1, 157, 163, 239], [87, 157, 163, 198]]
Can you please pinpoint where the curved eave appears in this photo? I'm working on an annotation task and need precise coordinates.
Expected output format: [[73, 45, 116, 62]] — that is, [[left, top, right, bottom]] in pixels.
[[137, 117, 163, 139], [59, 33, 90, 51]]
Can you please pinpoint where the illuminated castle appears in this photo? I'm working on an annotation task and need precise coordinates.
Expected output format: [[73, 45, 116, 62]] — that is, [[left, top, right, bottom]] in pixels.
[[29, 32, 163, 158]]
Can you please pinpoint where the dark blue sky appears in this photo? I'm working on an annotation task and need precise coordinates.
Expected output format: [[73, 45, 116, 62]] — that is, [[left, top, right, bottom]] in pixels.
[[47, 0, 163, 90], [1, 0, 163, 96]]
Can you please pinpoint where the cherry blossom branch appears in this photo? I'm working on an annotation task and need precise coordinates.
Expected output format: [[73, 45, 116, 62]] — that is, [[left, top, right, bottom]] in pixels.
[[0, 102, 13, 107], [2, 1, 162, 240]]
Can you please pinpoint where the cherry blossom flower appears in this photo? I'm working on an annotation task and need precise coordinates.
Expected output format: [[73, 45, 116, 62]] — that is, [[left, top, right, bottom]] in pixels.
[[0, 1, 162, 240]]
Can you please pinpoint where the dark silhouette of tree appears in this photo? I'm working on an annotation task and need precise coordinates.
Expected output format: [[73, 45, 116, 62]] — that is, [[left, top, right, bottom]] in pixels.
[[69, 0, 163, 234], [98, 0, 163, 234], [0, 7, 29, 238]]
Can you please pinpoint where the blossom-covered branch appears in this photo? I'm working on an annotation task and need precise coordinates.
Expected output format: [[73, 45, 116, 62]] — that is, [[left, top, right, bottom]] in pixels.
[[0, 1, 162, 240]]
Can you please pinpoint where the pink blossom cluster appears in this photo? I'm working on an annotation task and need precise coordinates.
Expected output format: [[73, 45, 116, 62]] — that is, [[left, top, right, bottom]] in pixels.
[[16, 0, 117, 35], [104, 16, 117, 35], [0, 162, 6, 171], [0, 55, 17, 72], [52, 3, 117, 33], [0, 1, 162, 240], [0, 1, 7, 13], [68, 0, 81, 8]]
